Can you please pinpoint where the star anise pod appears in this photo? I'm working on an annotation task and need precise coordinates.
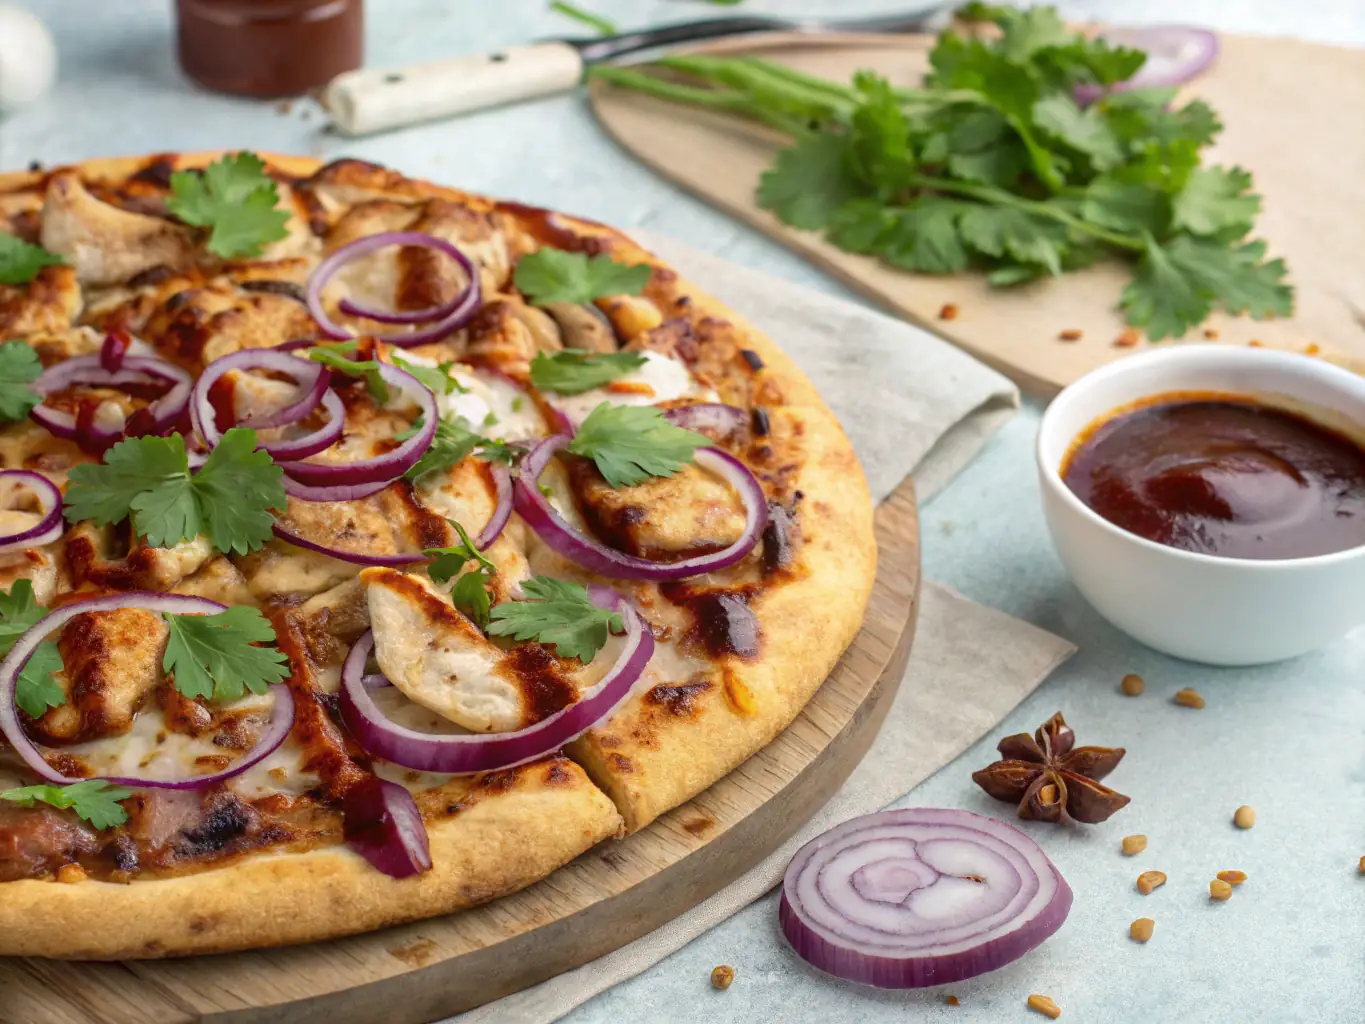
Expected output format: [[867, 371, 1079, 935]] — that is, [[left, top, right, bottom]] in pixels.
[[971, 711, 1129, 824]]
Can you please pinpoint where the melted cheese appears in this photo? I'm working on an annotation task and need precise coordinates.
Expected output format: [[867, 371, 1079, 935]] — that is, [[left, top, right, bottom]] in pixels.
[[553, 351, 714, 425]]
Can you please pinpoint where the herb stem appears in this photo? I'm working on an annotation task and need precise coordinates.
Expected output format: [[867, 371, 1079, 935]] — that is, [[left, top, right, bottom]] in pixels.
[[587, 66, 815, 138], [549, 1, 617, 36]]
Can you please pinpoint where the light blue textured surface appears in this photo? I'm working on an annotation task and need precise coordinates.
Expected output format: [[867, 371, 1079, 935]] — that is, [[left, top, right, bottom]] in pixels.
[[3, 2, 1364, 1021]]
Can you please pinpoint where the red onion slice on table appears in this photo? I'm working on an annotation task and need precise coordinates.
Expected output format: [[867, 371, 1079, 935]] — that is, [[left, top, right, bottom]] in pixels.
[[342, 776, 432, 879], [0, 471, 63, 553], [305, 230, 482, 346], [339, 585, 653, 774], [780, 808, 1073, 988], [514, 434, 767, 581], [30, 353, 192, 449], [1075, 26, 1219, 104], [0, 592, 295, 790]]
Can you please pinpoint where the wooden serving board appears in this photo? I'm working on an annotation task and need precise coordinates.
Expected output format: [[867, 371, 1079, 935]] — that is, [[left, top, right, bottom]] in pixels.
[[591, 31, 1365, 394], [0, 481, 920, 1024]]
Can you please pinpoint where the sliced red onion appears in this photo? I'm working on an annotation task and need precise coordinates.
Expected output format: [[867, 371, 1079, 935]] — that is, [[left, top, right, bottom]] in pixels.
[[474, 460, 513, 550], [99, 331, 129, 372], [514, 435, 767, 581], [342, 776, 432, 879], [339, 585, 653, 773], [663, 403, 747, 436], [306, 231, 482, 347], [0, 471, 62, 553], [31, 354, 192, 449], [1076, 26, 1219, 104], [277, 475, 394, 506], [270, 517, 427, 566], [780, 808, 1073, 989], [278, 361, 436, 487], [0, 592, 295, 789]]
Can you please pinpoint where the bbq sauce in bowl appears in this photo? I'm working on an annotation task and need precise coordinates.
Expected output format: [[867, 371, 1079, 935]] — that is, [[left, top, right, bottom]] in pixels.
[[1061, 392, 1365, 560]]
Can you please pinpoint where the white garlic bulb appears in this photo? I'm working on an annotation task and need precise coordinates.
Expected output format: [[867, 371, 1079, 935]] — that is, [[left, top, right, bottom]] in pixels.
[[0, 6, 57, 113]]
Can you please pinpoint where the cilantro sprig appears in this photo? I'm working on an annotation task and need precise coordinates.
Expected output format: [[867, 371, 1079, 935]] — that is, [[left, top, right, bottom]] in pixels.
[[426, 521, 496, 627], [405, 414, 512, 483], [1, 780, 131, 830], [0, 580, 66, 718], [0, 234, 64, 286], [163, 606, 290, 701], [63, 429, 285, 556], [488, 576, 622, 662], [308, 347, 390, 403], [0, 340, 43, 422], [589, 5, 1292, 338], [514, 249, 652, 306], [166, 152, 291, 259], [393, 354, 465, 396], [529, 349, 647, 395], [566, 403, 709, 488]]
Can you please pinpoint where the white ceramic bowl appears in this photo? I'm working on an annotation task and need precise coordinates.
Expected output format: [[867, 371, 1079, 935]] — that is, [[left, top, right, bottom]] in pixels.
[[1037, 344, 1365, 666]]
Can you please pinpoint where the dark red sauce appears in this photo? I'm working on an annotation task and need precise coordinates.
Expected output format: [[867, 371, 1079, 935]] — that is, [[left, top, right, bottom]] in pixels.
[[1061, 393, 1365, 560]]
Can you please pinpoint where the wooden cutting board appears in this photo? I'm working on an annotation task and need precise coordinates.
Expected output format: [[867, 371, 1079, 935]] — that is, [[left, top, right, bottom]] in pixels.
[[591, 31, 1365, 394], [0, 482, 920, 1024]]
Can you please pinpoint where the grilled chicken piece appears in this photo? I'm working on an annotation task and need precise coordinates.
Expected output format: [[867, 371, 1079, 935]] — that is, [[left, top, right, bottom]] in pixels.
[[40, 173, 195, 286], [0, 801, 99, 883], [363, 568, 577, 733], [0, 265, 81, 336], [65, 525, 215, 593], [170, 555, 257, 608], [32, 608, 169, 743]]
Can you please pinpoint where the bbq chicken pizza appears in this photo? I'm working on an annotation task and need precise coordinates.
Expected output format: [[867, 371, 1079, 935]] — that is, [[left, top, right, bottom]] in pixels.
[[0, 152, 875, 958]]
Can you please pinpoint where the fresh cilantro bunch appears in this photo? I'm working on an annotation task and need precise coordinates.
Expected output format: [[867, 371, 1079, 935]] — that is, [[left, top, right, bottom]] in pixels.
[[488, 576, 623, 662], [514, 249, 652, 306], [590, 4, 1292, 339], [166, 152, 291, 259], [0, 234, 64, 286]]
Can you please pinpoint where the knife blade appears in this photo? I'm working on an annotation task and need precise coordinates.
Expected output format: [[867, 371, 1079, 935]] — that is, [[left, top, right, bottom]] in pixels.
[[323, 5, 946, 137]]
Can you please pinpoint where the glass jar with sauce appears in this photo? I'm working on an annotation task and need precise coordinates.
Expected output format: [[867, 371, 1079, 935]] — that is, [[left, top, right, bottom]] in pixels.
[[175, 0, 363, 98]]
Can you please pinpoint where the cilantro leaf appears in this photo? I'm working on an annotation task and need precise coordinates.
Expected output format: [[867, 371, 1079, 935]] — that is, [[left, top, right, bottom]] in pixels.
[[166, 152, 290, 259], [514, 250, 652, 306], [758, 134, 860, 230], [162, 605, 290, 701], [487, 576, 622, 662], [449, 571, 492, 628], [308, 348, 389, 403], [1032, 94, 1123, 171], [566, 403, 709, 489], [846, 72, 915, 198], [64, 429, 284, 556], [393, 355, 464, 396], [16, 641, 66, 719], [827, 200, 895, 254], [1120, 233, 1214, 339], [529, 349, 647, 395], [1171, 166, 1260, 238], [405, 415, 482, 484], [879, 199, 970, 275], [0, 579, 44, 654], [0, 340, 43, 422], [426, 520, 495, 584], [1, 780, 131, 830], [958, 205, 1067, 276], [1081, 176, 1168, 235], [0, 234, 64, 286]]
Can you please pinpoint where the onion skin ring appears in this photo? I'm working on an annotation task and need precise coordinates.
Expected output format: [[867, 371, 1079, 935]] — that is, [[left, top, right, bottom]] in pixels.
[[0, 470, 63, 554]]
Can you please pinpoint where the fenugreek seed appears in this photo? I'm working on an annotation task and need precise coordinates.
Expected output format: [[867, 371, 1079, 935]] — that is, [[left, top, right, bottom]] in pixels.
[[1136, 870, 1167, 895], [1120, 673, 1145, 696], [947, 995, 960, 1006], [939, 303, 959, 321], [1174, 687, 1205, 709], [1113, 328, 1141, 348], [1129, 917, 1155, 942], [1234, 805, 1256, 829], [1058, 328, 1083, 341], [710, 965, 734, 990], [1027, 993, 1062, 1019], [1210, 879, 1233, 901], [1122, 834, 1148, 856], [1217, 870, 1247, 885]]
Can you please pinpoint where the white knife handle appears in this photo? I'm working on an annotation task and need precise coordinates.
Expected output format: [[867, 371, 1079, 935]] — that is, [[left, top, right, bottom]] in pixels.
[[324, 42, 585, 137]]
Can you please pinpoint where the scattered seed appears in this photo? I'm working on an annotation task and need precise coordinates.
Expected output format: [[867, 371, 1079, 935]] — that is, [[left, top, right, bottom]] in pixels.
[[1136, 870, 1167, 895], [1210, 879, 1233, 901], [1304, 342, 1321, 355], [710, 965, 734, 990], [947, 995, 960, 1006], [1203, 327, 1220, 339], [1129, 917, 1155, 942], [1174, 687, 1205, 709], [1122, 834, 1148, 856], [1218, 870, 1247, 885], [1028, 994, 1062, 1019], [1248, 339, 1264, 347], [1234, 806, 1256, 830], [1120, 673, 1145, 696], [1038, 783, 1060, 806], [1058, 328, 1083, 341], [939, 303, 959, 321], [1113, 328, 1141, 348], [1358, 855, 1364, 875]]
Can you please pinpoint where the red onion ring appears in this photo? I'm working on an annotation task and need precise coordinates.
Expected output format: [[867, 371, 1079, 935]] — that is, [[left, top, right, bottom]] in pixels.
[[342, 776, 432, 879], [99, 331, 129, 372], [780, 808, 1073, 989], [339, 584, 653, 773], [0, 471, 63, 553], [271, 518, 427, 566], [514, 435, 767, 581], [190, 349, 345, 462], [31, 354, 192, 449], [474, 460, 514, 550], [305, 231, 482, 347], [1075, 26, 1219, 104], [0, 592, 295, 789], [663, 403, 747, 436], [278, 362, 437, 487]]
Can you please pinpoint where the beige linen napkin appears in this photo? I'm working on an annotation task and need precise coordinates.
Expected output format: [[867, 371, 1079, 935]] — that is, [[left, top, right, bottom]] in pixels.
[[449, 241, 1074, 1024]]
